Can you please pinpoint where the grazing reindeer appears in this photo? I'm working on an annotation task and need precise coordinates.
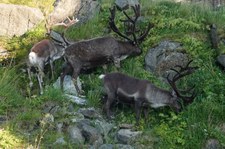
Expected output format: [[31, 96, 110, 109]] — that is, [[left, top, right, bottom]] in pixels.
[[60, 5, 153, 94], [28, 17, 78, 94], [99, 61, 198, 125]]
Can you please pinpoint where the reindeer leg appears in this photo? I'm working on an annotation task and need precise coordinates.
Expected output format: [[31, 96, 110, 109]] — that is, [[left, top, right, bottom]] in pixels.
[[60, 72, 66, 91], [72, 67, 82, 95], [37, 72, 44, 95], [105, 96, 115, 120], [49, 59, 54, 80], [104, 87, 116, 119], [27, 65, 33, 88], [37, 64, 45, 95], [143, 106, 149, 123], [134, 99, 142, 125]]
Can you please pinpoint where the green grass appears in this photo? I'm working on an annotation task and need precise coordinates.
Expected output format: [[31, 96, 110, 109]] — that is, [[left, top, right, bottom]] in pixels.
[[0, 0, 225, 148]]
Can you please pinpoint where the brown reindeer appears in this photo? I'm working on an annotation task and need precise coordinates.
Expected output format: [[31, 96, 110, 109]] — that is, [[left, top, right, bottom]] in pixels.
[[28, 17, 78, 95], [99, 61, 198, 125], [60, 5, 153, 94]]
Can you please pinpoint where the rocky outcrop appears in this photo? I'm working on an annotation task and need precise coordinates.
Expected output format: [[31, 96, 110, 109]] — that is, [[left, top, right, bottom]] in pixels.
[[25, 101, 155, 148], [47, 0, 100, 27], [0, 3, 44, 37], [216, 54, 225, 69], [145, 40, 189, 79], [115, 0, 139, 10], [0, 47, 11, 61], [47, 0, 81, 26], [203, 139, 222, 149]]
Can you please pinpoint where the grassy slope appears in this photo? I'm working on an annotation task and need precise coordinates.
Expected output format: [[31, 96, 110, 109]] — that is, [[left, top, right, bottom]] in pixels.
[[0, 0, 225, 148]]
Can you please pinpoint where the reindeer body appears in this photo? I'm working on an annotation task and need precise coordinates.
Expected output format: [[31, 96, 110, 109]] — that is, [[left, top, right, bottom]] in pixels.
[[99, 72, 182, 125], [28, 39, 66, 94], [29, 39, 64, 67], [60, 36, 141, 93], [64, 36, 141, 67]]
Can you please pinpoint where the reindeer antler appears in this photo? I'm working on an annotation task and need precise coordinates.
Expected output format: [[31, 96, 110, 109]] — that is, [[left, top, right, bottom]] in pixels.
[[167, 60, 198, 105], [109, 6, 134, 43], [45, 16, 79, 34], [109, 4, 153, 45], [53, 16, 79, 28]]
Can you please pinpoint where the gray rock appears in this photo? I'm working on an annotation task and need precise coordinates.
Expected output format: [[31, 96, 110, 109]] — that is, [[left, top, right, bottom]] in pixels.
[[77, 119, 92, 128], [65, 94, 87, 105], [92, 137, 104, 149], [115, 144, 134, 149], [53, 137, 67, 145], [47, 0, 81, 26], [78, 107, 100, 119], [76, 0, 100, 24], [70, 112, 85, 123], [99, 144, 114, 149], [47, 0, 100, 27], [204, 139, 221, 149], [116, 129, 142, 144], [94, 119, 114, 137], [217, 54, 225, 69], [99, 144, 134, 149], [53, 75, 82, 96], [67, 125, 85, 144], [0, 4, 44, 37], [0, 115, 7, 125], [115, 0, 139, 10], [145, 40, 189, 79], [0, 47, 10, 61], [81, 124, 102, 144], [77, 119, 102, 145], [219, 123, 225, 134], [42, 101, 60, 115]]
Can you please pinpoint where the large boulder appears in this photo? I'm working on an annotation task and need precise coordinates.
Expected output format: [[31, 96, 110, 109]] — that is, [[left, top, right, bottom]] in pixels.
[[0, 3, 44, 37], [115, 0, 139, 10], [216, 54, 225, 69], [145, 40, 189, 79], [47, 0, 100, 27]]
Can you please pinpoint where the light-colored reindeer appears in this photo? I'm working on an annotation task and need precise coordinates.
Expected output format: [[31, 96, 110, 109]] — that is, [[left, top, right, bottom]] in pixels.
[[28, 17, 78, 94], [99, 61, 198, 125]]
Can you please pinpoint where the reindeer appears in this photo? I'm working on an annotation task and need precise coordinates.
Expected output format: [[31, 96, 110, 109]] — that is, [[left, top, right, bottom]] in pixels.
[[60, 5, 153, 94], [28, 17, 78, 95], [99, 61, 198, 125]]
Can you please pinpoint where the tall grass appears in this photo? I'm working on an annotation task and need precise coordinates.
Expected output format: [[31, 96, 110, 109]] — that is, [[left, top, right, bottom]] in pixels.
[[0, 66, 24, 115], [0, 0, 225, 148]]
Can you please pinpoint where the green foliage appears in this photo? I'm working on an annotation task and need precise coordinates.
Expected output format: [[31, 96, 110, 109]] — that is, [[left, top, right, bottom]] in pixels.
[[0, 0, 225, 148], [0, 128, 25, 148], [154, 112, 187, 148], [4, 24, 46, 63], [0, 67, 24, 114]]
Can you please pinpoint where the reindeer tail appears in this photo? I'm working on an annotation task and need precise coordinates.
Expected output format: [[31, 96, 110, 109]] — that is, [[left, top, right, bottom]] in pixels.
[[28, 52, 37, 65], [99, 74, 105, 79]]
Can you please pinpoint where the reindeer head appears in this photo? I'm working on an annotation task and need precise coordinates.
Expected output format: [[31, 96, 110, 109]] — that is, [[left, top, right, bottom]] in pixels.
[[168, 90, 181, 113], [167, 60, 198, 112]]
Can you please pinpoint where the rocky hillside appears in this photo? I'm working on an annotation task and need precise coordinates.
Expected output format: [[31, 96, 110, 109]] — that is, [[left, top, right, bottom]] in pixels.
[[0, 0, 225, 148]]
